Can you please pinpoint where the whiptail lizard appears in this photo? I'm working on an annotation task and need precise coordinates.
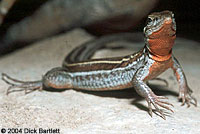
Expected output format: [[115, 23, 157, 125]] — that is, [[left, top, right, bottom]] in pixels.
[[2, 10, 197, 119]]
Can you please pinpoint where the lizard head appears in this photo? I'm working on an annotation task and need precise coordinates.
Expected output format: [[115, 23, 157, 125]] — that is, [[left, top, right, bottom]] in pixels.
[[144, 10, 176, 60]]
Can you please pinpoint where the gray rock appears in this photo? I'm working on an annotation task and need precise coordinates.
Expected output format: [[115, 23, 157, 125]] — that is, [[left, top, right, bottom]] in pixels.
[[0, 29, 200, 133]]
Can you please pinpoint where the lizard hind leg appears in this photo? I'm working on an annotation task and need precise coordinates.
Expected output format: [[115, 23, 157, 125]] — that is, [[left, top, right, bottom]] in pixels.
[[42, 67, 73, 89], [2, 73, 43, 95]]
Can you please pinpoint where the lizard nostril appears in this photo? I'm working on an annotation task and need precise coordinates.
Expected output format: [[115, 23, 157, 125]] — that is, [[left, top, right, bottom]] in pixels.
[[165, 18, 172, 24]]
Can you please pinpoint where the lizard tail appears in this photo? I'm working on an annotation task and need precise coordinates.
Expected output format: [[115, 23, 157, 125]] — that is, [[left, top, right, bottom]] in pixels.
[[1, 73, 43, 95]]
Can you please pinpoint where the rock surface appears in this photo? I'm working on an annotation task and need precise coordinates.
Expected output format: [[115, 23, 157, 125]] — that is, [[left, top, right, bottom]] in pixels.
[[0, 29, 200, 134]]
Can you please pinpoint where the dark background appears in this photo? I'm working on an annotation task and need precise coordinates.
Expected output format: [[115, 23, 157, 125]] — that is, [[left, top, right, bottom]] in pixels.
[[155, 0, 200, 41], [0, 0, 199, 56]]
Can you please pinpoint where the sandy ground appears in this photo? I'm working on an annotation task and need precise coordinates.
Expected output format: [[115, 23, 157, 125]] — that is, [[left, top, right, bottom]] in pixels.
[[0, 29, 200, 134]]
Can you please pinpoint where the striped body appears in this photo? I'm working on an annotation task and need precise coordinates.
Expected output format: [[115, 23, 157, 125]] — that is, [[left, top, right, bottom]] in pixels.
[[45, 49, 146, 90], [67, 51, 144, 90], [44, 45, 172, 91]]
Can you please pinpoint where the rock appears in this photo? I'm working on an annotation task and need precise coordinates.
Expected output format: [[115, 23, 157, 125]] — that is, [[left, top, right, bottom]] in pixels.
[[0, 29, 200, 133]]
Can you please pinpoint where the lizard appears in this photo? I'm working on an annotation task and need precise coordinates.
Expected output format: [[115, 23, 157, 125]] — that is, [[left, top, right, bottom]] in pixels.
[[2, 10, 197, 119]]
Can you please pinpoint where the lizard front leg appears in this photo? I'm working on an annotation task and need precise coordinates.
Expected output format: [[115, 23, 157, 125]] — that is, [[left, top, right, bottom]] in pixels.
[[132, 67, 173, 120], [171, 56, 197, 107]]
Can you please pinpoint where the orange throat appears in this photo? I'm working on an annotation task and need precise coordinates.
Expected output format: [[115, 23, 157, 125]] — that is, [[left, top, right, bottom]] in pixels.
[[148, 47, 172, 61], [147, 35, 175, 61], [147, 22, 176, 61]]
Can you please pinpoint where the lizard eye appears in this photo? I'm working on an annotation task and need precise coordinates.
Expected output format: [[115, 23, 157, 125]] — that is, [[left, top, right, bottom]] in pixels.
[[146, 17, 153, 26]]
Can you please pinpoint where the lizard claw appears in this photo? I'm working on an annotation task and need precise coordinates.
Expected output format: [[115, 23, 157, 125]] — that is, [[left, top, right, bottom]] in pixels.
[[146, 93, 174, 120], [2, 73, 42, 95], [178, 86, 197, 107]]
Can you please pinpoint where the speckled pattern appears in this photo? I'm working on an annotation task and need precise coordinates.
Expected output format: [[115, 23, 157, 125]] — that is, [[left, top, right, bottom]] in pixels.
[[0, 29, 200, 133]]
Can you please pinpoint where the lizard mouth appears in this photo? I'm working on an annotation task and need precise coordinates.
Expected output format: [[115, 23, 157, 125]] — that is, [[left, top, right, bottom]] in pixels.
[[148, 32, 176, 39], [144, 22, 176, 38], [170, 32, 176, 37], [168, 28, 176, 37], [147, 25, 176, 40]]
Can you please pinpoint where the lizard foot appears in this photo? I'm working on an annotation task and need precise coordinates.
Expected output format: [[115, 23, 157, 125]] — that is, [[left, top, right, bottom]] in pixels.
[[179, 86, 197, 107], [2, 73, 42, 95], [146, 92, 174, 120]]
